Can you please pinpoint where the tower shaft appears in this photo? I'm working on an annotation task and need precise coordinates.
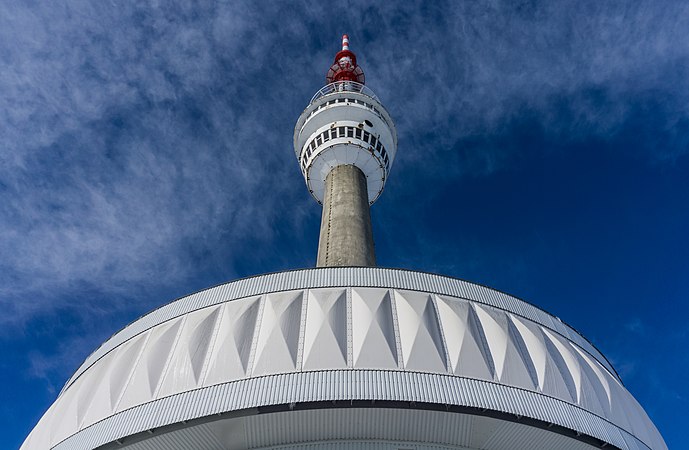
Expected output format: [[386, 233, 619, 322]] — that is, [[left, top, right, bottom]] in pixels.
[[317, 164, 375, 267]]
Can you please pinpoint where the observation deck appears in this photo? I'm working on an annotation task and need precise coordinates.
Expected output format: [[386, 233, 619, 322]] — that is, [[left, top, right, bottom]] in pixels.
[[294, 81, 397, 205], [310, 81, 380, 103]]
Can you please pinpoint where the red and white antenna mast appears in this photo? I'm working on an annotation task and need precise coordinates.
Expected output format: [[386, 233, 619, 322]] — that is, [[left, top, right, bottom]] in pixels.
[[326, 34, 366, 84]]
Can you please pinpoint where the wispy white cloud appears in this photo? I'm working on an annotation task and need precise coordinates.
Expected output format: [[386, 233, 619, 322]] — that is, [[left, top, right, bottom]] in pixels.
[[358, 1, 689, 174], [1, 0, 688, 329], [0, 2, 311, 330]]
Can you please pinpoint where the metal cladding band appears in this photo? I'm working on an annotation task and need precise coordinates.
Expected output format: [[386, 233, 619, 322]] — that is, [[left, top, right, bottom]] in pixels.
[[23, 268, 666, 450], [317, 165, 376, 267], [93, 407, 634, 450], [53, 371, 651, 450]]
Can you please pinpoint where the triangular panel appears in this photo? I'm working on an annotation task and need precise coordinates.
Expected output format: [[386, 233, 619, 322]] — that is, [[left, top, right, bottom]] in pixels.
[[435, 296, 470, 373], [116, 318, 182, 412], [394, 290, 446, 373], [571, 345, 612, 408], [541, 328, 580, 404], [75, 349, 113, 428], [203, 297, 261, 386], [509, 315, 547, 390], [351, 288, 398, 369], [575, 354, 608, 416], [252, 291, 303, 376], [571, 345, 611, 416], [157, 306, 220, 398], [80, 332, 147, 427], [436, 296, 493, 380], [501, 315, 539, 390], [473, 304, 508, 380], [303, 288, 347, 370]]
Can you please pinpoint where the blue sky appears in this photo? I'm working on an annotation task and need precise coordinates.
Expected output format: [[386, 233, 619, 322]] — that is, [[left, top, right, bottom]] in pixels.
[[1, 1, 687, 448]]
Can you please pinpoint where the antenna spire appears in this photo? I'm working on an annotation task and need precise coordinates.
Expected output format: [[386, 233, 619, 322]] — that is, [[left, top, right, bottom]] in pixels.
[[326, 34, 365, 85]]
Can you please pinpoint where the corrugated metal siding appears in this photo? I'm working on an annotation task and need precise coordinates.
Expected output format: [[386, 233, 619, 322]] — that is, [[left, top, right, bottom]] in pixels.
[[52, 370, 653, 450], [92, 410, 614, 450], [121, 422, 224, 450], [29, 269, 668, 450], [39, 280, 667, 449], [62, 268, 617, 392]]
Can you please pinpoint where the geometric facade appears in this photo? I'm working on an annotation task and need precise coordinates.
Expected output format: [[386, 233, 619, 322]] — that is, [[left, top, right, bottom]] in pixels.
[[21, 268, 667, 450]]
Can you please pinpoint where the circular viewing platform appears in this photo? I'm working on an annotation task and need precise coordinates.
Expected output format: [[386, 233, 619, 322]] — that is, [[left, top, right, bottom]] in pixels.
[[310, 81, 380, 104]]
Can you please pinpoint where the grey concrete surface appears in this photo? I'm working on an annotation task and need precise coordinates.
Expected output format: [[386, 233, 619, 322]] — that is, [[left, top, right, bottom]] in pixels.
[[317, 164, 376, 267]]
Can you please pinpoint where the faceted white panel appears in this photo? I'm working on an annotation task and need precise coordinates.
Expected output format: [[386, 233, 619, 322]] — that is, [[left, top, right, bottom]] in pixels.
[[571, 344, 612, 408], [473, 305, 508, 381], [540, 328, 579, 404], [204, 297, 261, 386], [252, 291, 303, 376], [302, 288, 347, 370], [20, 410, 53, 450], [472, 307, 538, 390], [351, 288, 398, 368], [435, 296, 493, 380], [573, 349, 608, 416], [596, 366, 631, 431], [508, 315, 547, 391], [80, 332, 147, 427], [157, 306, 220, 398], [21, 270, 667, 450], [542, 328, 581, 403], [501, 314, 539, 390], [434, 295, 467, 372], [116, 318, 182, 411], [393, 290, 446, 373]]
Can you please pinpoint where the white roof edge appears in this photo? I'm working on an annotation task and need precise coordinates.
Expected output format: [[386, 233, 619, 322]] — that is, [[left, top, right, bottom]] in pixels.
[[62, 267, 619, 394]]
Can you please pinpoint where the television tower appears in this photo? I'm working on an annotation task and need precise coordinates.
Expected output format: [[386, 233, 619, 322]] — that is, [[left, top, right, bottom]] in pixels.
[[21, 35, 666, 450], [294, 35, 397, 266]]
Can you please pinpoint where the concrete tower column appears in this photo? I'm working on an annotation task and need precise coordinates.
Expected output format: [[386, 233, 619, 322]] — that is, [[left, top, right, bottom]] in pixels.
[[317, 164, 375, 267]]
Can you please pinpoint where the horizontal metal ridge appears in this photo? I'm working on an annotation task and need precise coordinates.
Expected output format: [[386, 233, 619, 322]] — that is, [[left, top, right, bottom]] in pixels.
[[53, 370, 652, 450]]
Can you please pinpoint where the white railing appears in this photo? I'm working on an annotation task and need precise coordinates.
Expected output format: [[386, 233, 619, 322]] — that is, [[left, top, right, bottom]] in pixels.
[[310, 81, 379, 103]]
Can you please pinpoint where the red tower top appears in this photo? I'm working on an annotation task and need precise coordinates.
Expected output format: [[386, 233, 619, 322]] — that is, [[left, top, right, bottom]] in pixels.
[[326, 34, 366, 85]]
